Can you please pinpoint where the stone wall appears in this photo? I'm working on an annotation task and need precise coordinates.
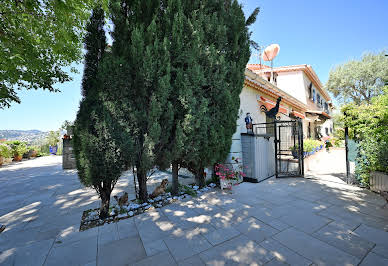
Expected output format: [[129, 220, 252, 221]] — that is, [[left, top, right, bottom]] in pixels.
[[62, 139, 76, 169]]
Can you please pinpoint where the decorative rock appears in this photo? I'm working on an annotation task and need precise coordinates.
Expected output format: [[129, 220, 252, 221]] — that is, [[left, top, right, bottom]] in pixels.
[[129, 203, 140, 210], [173, 196, 178, 200], [156, 203, 162, 208], [118, 213, 127, 218], [148, 199, 154, 203], [128, 211, 134, 216], [110, 211, 115, 216], [193, 185, 199, 190], [209, 183, 216, 188], [167, 197, 172, 201]]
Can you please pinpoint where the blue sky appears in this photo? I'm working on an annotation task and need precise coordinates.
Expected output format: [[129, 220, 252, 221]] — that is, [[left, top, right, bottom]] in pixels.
[[1, 0, 387, 131]]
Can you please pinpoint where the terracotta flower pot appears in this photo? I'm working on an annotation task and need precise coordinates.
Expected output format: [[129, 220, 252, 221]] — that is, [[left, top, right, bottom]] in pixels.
[[13, 155, 22, 162]]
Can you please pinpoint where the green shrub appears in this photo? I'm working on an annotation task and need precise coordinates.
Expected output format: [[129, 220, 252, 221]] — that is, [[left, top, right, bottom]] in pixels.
[[38, 143, 50, 156], [180, 184, 197, 197], [303, 139, 323, 152], [8, 141, 28, 157], [333, 137, 343, 147], [0, 143, 12, 158], [325, 140, 333, 148], [343, 86, 388, 185]]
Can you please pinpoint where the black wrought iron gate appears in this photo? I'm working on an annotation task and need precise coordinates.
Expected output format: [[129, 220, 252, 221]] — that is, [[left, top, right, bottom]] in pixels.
[[274, 120, 304, 178]]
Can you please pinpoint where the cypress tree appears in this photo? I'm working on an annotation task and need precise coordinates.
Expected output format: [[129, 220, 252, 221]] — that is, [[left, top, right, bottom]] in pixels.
[[107, 0, 172, 202], [73, 6, 128, 219], [154, 0, 211, 194], [156, 0, 258, 189], [181, 0, 256, 186]]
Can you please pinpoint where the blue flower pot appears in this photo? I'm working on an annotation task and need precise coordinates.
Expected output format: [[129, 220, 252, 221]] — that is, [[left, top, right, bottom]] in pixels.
[[49, 145, 58, 155]]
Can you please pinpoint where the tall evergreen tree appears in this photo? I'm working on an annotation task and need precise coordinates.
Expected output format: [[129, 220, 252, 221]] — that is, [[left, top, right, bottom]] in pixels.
[[157, 0, 257, 188], [190, 0, 255, 186], [107, 0, 172, 202], [154, 0, 206, 194], [73, 6, 128, 219]]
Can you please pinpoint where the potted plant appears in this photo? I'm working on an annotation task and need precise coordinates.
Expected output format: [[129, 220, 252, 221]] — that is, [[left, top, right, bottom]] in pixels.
[[46, 131, 60, 155], [215, 159, 245, 190], [10, 141, 28, 162], [325, 140, 333, 151], [290, 145, 299, 159], [0, 143, 11, 166], [303, 139, 323, 157], [28, 146, 39, 158]]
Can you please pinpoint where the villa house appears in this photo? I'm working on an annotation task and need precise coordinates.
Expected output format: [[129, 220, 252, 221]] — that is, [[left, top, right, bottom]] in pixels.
[[226, 64, 334, 181], [247, 64, 334, 140], [226, 68, 307, 180]]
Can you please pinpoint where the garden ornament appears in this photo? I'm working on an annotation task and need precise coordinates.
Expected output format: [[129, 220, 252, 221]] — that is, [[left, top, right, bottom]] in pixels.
[[114, 192, 128, 207], [263, 96, 282, 119], [150, 179, 169, 199], [245, 113, 253, 134]]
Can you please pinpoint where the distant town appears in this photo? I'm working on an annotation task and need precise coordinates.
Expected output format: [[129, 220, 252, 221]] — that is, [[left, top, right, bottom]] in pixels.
[[0, 130, 49, 144]]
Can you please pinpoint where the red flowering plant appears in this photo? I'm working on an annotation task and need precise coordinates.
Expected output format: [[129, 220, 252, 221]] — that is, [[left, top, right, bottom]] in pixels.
[[215, 157, 246, 183]]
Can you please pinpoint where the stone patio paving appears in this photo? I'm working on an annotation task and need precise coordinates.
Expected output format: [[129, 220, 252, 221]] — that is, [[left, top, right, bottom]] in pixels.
[[1, 156, 388, 265]]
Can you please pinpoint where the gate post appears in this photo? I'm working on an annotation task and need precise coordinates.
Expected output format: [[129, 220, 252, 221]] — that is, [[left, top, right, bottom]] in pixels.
[[345, 126, 350, 184], [298, 120, 304, 177], [274, 121, 278, 178]]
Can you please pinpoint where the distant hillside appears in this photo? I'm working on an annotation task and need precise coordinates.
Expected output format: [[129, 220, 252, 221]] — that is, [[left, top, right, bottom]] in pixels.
[[0, 130, 49, 144]]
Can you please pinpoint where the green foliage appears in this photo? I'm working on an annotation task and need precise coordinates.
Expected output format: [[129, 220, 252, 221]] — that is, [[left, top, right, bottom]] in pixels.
[[0, 143, 12, 158], [303, 139, 322, 152], [38, 143, 50, 156], [0, 0, 109, 108], [163, 0, 256, 187], [46, 131, 60, 147], [332, 137, 343, 147], [105, 0, 173, 202], [73, 7, 128, 219], [56, 145, 63, 155], [326, 51, 388, 104], [342, 86, 388, 185], [180, 185, 197, 197], [8, 141, 28, 157], [289, 144, 299, 152], [325, 140, 333, 148]]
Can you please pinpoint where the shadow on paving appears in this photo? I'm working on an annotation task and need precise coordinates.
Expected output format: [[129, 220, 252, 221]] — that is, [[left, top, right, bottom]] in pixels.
[[1, 156, 388, 265]]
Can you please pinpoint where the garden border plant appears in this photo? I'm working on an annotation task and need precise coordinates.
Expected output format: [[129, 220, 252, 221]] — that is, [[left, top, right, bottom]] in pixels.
[[342, 86, 388, 186]]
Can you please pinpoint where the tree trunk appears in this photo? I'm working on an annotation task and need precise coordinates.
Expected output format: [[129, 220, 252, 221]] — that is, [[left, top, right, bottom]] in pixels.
[[172, 161, 179, 195], [99, 184, 111, 219], [137, 166, 148, 202], [195, 166, 206, 188]]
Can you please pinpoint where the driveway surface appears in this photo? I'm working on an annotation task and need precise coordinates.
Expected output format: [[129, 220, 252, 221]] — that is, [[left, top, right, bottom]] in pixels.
[[1, 156, 388, 265]]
